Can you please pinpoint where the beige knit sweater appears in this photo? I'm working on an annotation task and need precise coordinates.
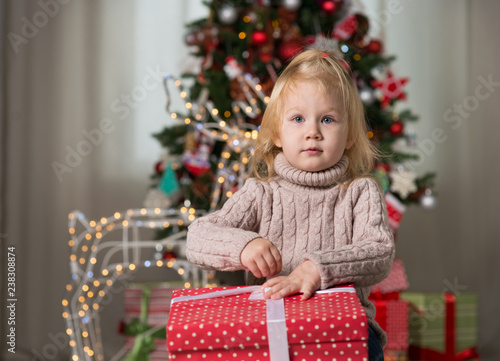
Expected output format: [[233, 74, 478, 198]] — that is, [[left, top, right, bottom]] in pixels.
[[186, 153, 395, 347]]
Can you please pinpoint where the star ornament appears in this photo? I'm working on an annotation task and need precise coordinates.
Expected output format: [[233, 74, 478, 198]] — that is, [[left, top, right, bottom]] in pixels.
[[389, 168, 417, 199], [371, 72, 409, 108]]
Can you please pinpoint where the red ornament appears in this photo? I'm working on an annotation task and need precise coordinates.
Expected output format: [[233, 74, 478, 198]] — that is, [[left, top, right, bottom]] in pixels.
[[367, 39, 383, 54], [163, 251, 177, 260], [252, 30, 268, 46], [278, 39, 303, 61], [321, 0, 337, 14], [155, 161, 165, 174], [259, 52, 272, 63], [389, 121, 404, 136]]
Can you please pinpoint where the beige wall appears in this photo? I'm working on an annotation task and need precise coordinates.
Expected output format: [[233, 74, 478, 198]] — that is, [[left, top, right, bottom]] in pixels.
[[1, 0, 499, 360]]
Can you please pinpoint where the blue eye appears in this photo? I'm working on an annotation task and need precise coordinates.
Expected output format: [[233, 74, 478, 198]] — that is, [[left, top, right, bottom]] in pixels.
[[292, 116, 304, 123], [322, 117, 335, 124]]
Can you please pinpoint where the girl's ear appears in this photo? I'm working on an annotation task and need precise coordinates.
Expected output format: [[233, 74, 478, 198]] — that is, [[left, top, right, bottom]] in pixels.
[[273, 136, 282, 148]]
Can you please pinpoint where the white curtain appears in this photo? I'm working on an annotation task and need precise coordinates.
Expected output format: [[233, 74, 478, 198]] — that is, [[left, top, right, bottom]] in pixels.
[[2, 1, 207, 359], [2, 1, 499, 360]]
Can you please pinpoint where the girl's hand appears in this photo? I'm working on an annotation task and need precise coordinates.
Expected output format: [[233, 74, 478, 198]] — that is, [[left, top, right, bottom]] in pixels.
[[261, 260, 321, 300], [240, 238, 282, 278]]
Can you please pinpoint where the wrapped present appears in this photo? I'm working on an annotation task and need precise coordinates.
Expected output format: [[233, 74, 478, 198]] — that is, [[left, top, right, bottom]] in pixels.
[[124, 284, 181, 326], [371, 258, 409, 295], [166, 285, 369, 361], [370, 297, 409, 353], [122, 283, 183, 361], [400, 292, 480, 361]]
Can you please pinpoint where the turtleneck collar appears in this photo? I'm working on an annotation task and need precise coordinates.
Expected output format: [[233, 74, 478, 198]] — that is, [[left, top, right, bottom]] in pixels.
[[273, 152, 349, 188]]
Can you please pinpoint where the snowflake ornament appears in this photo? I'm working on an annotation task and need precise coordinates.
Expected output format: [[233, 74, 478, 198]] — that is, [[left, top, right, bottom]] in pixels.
[[389, 168, 417, 199], [371, 71, 409, 108]]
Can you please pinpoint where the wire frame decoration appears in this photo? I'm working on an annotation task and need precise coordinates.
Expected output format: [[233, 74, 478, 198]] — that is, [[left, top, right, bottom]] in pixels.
[[62, 207, 216, 361]]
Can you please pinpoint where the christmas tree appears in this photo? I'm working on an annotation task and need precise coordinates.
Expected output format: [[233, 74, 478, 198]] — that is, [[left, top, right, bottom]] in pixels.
[[146, 0, 436, 217]]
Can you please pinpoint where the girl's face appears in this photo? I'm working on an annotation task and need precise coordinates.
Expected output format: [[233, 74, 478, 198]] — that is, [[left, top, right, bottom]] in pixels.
[[274, 80, 353, 172]]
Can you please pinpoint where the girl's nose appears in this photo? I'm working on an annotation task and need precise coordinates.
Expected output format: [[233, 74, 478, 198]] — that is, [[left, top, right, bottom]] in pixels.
[[306, 122, 322, 140]]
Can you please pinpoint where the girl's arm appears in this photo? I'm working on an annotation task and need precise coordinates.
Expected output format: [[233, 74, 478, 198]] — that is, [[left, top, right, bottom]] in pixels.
[[186, 178, 272, 272], [305, 177, 395, 290]]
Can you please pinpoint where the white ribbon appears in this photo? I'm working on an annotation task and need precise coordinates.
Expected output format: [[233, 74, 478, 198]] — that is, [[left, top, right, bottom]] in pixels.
[[170, 286, 355, 361]]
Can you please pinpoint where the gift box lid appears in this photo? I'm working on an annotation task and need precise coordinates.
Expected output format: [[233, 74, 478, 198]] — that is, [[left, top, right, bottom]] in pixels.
[[166, 286, 368, 355]]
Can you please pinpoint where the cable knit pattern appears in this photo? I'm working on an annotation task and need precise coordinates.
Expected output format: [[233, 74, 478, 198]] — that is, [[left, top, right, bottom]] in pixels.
[[186, 153, 395, 347]]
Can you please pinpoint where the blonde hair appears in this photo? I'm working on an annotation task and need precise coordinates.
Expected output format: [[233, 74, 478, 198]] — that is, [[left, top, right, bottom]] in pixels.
[[252, 48, 378, 182]]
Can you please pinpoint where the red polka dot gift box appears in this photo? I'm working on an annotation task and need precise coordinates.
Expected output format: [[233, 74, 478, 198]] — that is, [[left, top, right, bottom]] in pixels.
[[166, 285, 369, 361]]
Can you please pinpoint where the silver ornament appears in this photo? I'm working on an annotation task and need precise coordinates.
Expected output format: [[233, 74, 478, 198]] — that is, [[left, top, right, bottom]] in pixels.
[[282, 0, 302, 11], [219, 4, 238, 24], [153, 243, 164, 260], [359, 87, 375, 105], [420, 189, 437, 210]]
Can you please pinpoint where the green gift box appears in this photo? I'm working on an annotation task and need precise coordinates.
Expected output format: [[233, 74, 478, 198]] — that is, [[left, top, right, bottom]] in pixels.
[[400, 292, 479, 360]]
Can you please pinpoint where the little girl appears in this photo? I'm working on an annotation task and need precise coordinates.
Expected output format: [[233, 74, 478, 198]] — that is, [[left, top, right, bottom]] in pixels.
[[186, 49, 394, 360]]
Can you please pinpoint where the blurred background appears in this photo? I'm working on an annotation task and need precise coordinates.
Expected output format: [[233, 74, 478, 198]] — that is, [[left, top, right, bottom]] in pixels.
[[1, 0, 499, 360]]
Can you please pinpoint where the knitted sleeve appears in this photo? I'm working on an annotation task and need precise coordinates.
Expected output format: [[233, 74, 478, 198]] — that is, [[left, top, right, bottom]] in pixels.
[[186, 178, 267, 271], [305, 177, 395, 289]]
